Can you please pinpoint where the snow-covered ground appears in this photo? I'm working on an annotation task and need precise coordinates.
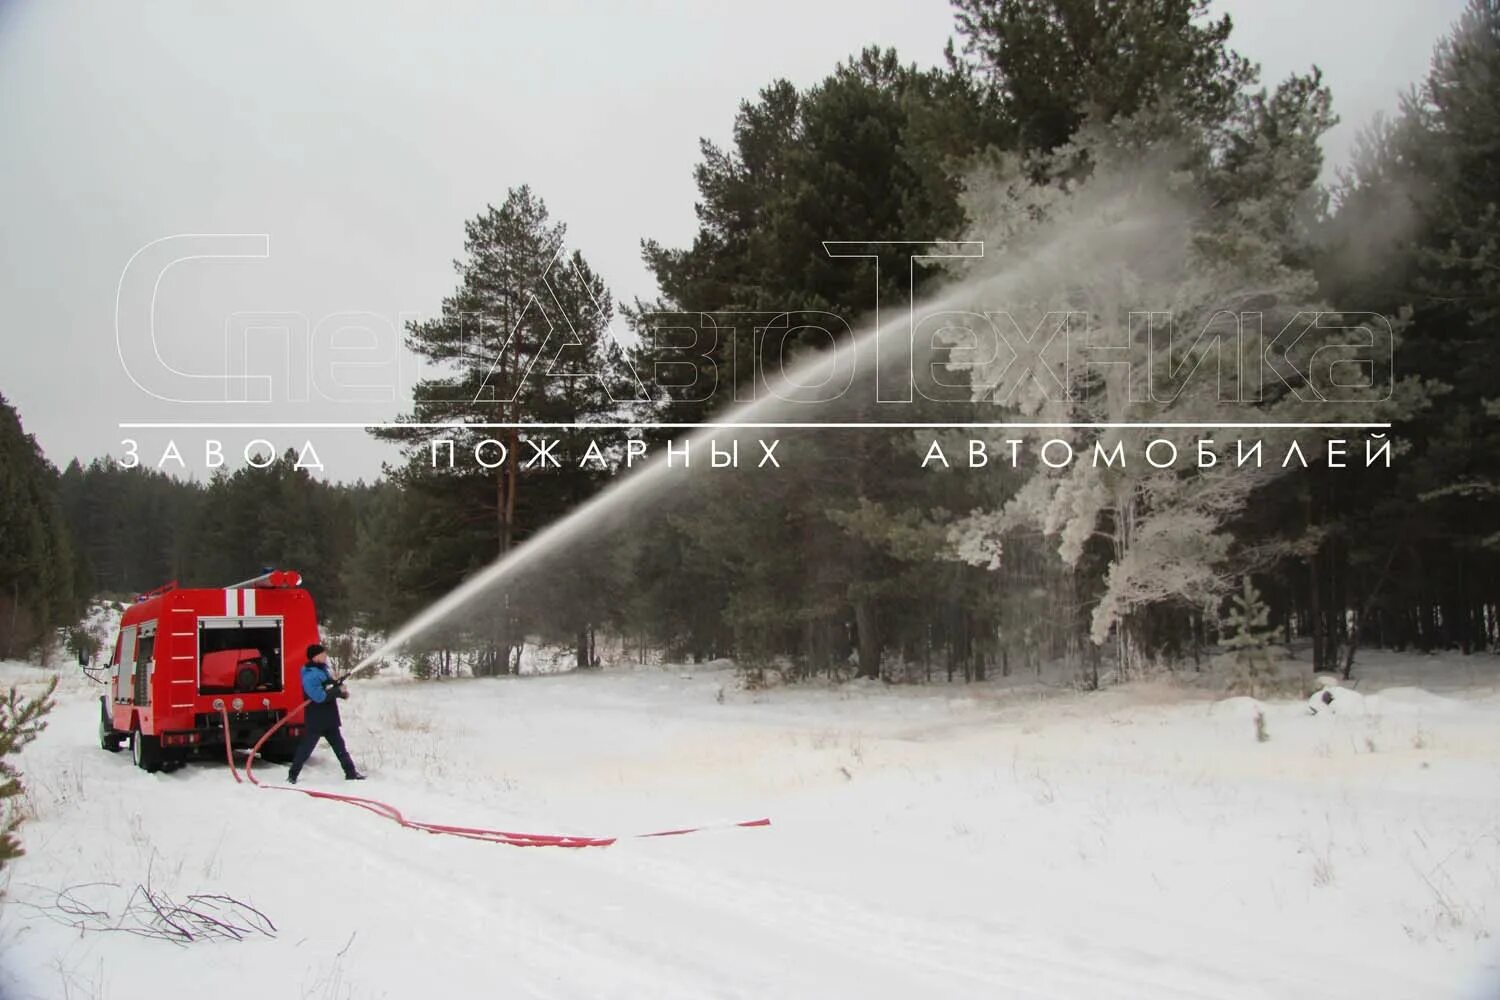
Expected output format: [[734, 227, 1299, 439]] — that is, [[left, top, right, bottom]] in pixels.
[[2, 650, 1498, 999]]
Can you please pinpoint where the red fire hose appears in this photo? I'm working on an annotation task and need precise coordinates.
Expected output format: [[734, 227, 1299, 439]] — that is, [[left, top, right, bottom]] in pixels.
[[218, 702, 769, 849], [222, 710, 242, 784]]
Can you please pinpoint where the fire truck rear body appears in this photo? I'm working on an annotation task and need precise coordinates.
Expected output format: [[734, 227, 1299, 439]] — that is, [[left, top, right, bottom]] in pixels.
[[100, 571, 318, 772]]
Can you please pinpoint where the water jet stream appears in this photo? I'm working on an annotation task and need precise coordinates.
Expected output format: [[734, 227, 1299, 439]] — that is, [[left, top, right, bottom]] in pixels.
[[351, 199, 1174, 672], [353, 281, 974, 673]]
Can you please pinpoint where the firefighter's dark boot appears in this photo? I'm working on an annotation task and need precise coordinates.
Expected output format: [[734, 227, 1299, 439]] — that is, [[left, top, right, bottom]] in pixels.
[[345, 771, 366, 781], [287, 769, 300, 784]]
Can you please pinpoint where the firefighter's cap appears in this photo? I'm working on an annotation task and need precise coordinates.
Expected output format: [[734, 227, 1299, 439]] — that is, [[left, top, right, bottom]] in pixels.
[[306, 643, 327, 659]]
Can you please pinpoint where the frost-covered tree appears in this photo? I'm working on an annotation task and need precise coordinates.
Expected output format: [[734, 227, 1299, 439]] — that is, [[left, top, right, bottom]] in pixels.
[[943, 74, 1409, 674]]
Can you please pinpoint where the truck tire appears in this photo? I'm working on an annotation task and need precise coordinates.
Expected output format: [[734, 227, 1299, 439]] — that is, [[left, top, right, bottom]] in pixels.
[[131, 730, 162, 773], [99, 700, 124, 753]]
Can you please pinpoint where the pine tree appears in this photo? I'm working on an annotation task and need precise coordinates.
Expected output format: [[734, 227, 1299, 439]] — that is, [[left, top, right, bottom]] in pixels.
[[0, 677, 56, 873], [1314, 0, 1500, 659], [626, 49, 1007, 678], [1217, 577, 1278, 697], [0, 393, 83, 659], [948, 0, 1257, 153], [340, 480, 406, 631], [373, 187, 639, 672]]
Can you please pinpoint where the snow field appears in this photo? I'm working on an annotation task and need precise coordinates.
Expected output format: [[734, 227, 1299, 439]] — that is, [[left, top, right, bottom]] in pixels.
[[0, 651, 1497, 998]]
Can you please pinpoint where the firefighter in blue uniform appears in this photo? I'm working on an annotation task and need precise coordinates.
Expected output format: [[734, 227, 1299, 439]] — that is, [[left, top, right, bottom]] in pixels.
[[287, 643, 366, 784]]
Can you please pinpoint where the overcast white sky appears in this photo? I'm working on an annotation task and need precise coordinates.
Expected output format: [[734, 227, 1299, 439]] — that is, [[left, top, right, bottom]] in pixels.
[[0, 0, 1469, 480]]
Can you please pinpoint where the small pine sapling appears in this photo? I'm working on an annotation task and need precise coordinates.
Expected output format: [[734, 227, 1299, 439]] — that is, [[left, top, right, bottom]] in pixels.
[[1218, 577, 1280, 698], [0, 677, 57, 874]]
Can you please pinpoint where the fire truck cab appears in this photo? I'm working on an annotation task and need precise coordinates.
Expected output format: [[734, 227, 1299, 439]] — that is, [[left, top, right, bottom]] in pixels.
[[99, 570, 319, 772]]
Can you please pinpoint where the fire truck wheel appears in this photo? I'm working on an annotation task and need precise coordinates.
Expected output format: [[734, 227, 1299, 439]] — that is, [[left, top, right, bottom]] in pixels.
[[131, 730, 163, 773], [99, 703, 124, 753]]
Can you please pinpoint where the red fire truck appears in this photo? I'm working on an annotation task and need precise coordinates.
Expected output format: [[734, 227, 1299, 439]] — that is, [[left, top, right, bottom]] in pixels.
[[98, 570, 319, 772]]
